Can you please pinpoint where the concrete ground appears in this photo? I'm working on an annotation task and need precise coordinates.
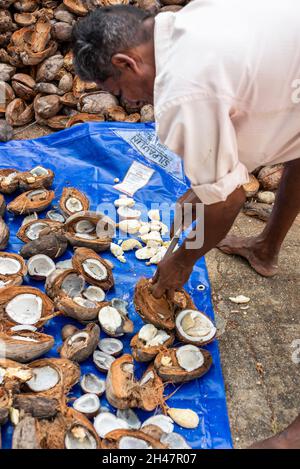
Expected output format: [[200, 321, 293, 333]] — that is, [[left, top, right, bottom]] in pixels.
[[13, 124, 300, 449]]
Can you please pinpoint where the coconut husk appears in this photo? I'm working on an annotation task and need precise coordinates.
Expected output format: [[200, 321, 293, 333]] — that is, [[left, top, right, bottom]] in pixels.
[[102, 428, 166, 449], [134, 278, 196, 331], [5, 98, 34, 126], [60, 323, 100, 362], [12, 415, 41, 449], [17, 218, 62, 243], [34, 93, 62, 121], [0, 329, 54, 362], [124, 113, 140, 123], [13, 395, 59, 419], [7, 188, 55, 214], [0, 358, 33, 392], [0, 194, 5, 217], [47, 115, 69, 129], [63, 0, 88, 16], [14, 12, 37, 27], [79, 91, 118, 115], [36, 53, 64, 82], [72, 76, 98, 98], [0, 63, 16, 82], [55, 295, 109, 323], [243, 173, 260, 198], [0, 120, 14, 142], [257, 164, 284, 191], [20, 231, 68, 259], [63, 211, 114, 251], [59, 92, 78, 108], [106, 354, 164, 411], [18, 167, 54, 191], [0, 252, 27, 286], [0, 168, 20, 194], [243, 201, 273, 221], [66, 112, 105, 126], [0, 217, 9, 250], [154, 347, 212, 383], [0, 285, 55, 328], [72, 247, 114, 290], [11, 73, 36, 101], [45, 267, 84, 300], [59, 187, 89, 218], [0, 81, 15, 113], [130, 331, 175, 362]]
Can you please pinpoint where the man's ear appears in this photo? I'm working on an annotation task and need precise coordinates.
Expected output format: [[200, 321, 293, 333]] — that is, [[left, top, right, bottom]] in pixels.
[[111, 53, 139, 74]]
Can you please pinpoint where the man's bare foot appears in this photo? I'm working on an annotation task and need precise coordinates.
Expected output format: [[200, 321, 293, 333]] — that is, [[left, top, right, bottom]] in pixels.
[[217, 235, 279, 277], [250, 414, 300, 449]]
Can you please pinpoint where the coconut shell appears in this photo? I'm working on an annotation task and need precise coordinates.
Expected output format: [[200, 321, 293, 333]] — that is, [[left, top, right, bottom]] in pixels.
[[63, 0, 88, 16], [17, 218, 62, 243], [0, 63, 16, 82], [47, 115, 69, 129], [98, 304, 133, 337], [140, 104, 154, 122], [45, 267, 84, 300], [175, 309, 217, 347], [72, 76, 98, 98], [79, 91, 118, 115], [0, 330, 54, 362], [130, 331, 175, 362], [102, 428, 166, 449], [59, 187, 89, 218], [124, 113, 140, 123], [0, 358, 33, 392], [0, 169, 20, 194], [20, 232, 68, 259], [106, 354, 164, 411], [11, 72, 36, 100], [64, 211, 114, 251], [72, 247, 114, 290], [0, 194, 5, 217], [34, 94, 62, 121], [134, 277, 195, 331], [7, 188, 55, 215], [154, 347, 212, 383], [55, 295, 109, 323], [0, 81, 15, 113], [243, 201, 273, 221], [257, 164, 284, 191], [60, 323, 100, 362], [66, 112, 105, 126], [0, 285, 55, 328], [14, 12, 37, 27], [18, 167, 54, 191], [5, 98, 34, 126], [13, 395, 59, 419], [36, 53, 64, 82], [0, 252, 27, 286], [0, 217, 9, 250], [59, 92, 78, 108], [243, 174, 260, 198]]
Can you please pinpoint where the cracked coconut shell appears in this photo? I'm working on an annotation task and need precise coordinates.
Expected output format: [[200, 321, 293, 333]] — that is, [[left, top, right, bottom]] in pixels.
[[257, 164, 283, 191], [130, 327, 175, 362], [18, 166, 54, 191], [59, 187, 89, 218], [0, 218, 9, 250], [0, 329, 54, 362], [154, 347, 212, 383], [101, 428, 166, 450], [72, 247, 114, 290], [0, 252, 27, 288], [60, 323, 100, 362], [17, 218, 63, 243], [0, 169, 20, 194], [20, 231, 68, 259], [106, 354, 164, 411], [134, 277, 196, 331], [0, 358, 32, 393], [7, 188, 55, 215]]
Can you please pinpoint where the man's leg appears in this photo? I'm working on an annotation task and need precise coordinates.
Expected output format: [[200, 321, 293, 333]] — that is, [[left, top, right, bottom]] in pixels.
[[250, 413, 300, 449], [218, 158, 300, 277]]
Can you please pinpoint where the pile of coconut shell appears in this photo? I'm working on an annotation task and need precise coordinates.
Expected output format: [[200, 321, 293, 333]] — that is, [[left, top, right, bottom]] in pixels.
[[0, 0, 192, 142]]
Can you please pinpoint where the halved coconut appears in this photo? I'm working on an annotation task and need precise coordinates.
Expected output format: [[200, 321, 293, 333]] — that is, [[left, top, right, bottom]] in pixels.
[[94, 412, 129, 439], [65, 424, 98, 449], [141, 415, 174, 434], [18, 167, 54, 191], [60, 323, 100, 363], [98, 338, 123, 356], [82, 285, 105, 303], [21, 213, 39, 226], [134, 278, 195, 331], [7, 189, 55, 215], [17, 219, 62, 243], [59, 187, 89, 218], [80, 373, 106, 396], [130, 325, 174, 362], [154, 345, 212, 383], [72, 247, 114, 290], [101, 428, 166, 449], [55, 295, 107, 323], [46, 268, 85, 300], [27, 254, 56, 280], [98, 305, 133, 337], [106, 354, 164, 411], [20, 232, 69, 260], [0, 286, 55, 328], [46, 210, 65, 223], [93, 350, 115, 373], [0, 329, 54, 363], [61, 324, 79, 341], [73, 393, 100, 419], [0, 169, 20, 194], [64, 211, 114, 251], [0, 252, 27, 287], [175, 309, 216, 346], [27, 365, 60, 392], [0, 218, 9, 250], [116, 409, 141, 430]]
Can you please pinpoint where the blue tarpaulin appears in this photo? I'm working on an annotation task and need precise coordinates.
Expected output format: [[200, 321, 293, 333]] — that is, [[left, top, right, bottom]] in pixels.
[[0, 122, 232, 449]]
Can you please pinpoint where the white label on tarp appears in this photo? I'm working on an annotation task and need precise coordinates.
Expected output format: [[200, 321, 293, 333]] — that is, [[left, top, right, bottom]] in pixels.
[[113, 129, 183, 180], [114, 161, 154, 196]]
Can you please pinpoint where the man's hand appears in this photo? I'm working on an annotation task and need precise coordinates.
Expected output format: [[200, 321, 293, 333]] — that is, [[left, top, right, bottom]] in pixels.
[[151, 250, 193, 299]]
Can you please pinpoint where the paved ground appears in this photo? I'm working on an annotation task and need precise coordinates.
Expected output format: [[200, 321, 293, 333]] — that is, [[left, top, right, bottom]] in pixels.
[[13, 124, 300, 449]]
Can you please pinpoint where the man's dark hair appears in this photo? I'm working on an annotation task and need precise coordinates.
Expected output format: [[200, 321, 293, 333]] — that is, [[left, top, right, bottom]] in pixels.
[[72, 6, 153, 83]]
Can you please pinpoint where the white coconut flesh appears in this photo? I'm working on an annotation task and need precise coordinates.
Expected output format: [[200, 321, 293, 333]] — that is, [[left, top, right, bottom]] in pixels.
[[73, 393, 100, 415], [93, 351, 115, 371], [117, 206, 141, 220], [65, 426, 97, 450], [160, 432, 191, 449], [5, 294, 43, 325], [55, 259, 73, 270], [75, 219, 95, 234], [27, 365, 59, 392], [83, 286, 105, 303], [119, 437, 151, 450], [138, 324, 170, 347], [141, 415, 174, 434], [75, 233, 97, 240], [140, 231, 163, 244], [0, 280, 9, 288], [1, 172, 18, 184], [67, 331, 89, 346], [93, 412, 129, 438], [118, 219, 141, 235], [111, 298, 128, 315], [176, 310, 216, 343], [139, 370, 154, 386], [116, 409, 141, 430], [176, 345, 204, 372], [47, 210, 65, 222], [30, 166, 49, 177], [114, 196, 135, 208], [0, 367, 5, 384], [61, 273, 85, 298], [27, 254, 56, 278], [80, 373, 106, 396], [65, 197, 83, 213], [98, 338, 123, 355], [0, 257, 21, 275], [25, 222, 48, 240], [147, 330, 170, 347], [135, 246, 158, 260], [28, 189, 47, 201], [10, 324, 37, 332], [22, 213, 38, 226], [73, 296, 97, 309], [82, 259, 107, 281], [98, 306, 122, 333], [11, 335, 38, 342]]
